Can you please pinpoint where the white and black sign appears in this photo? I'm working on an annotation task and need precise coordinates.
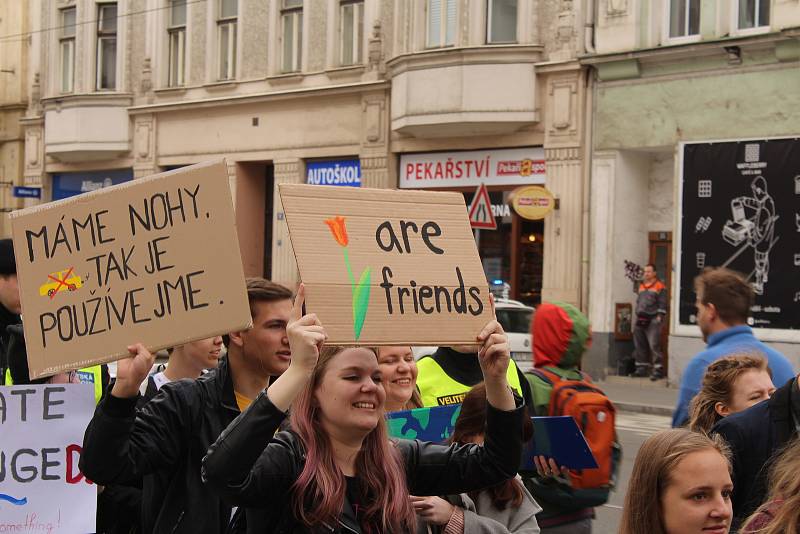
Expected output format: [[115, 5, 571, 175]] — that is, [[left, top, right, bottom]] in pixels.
[[679, 138, 800, 330]]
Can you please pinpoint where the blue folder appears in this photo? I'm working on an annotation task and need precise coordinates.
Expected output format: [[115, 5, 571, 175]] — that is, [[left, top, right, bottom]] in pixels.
[[522, 416, 598, 471]]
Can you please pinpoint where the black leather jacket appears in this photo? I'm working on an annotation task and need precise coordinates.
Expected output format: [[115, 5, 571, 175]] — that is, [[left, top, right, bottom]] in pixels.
[[81, 357, 244, 534], [202, 392, 525, 533]]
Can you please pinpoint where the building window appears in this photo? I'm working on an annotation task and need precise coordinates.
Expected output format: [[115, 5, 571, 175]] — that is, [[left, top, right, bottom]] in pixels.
[[217, 0, 237, 80], [281, 0, 303, 73], [427, 0, 456, 48], [738, 0, 769, 29], [96, 3, 117, 90], [168, 0, 186, 86], [487, 0, 517, 43], [59, 7, 76, 93], [668, 0, 700, 38], [340, 0, 363, 66]]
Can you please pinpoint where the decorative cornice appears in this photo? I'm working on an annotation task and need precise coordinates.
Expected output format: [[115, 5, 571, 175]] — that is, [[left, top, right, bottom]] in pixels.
[[545, 147, 581, 161], [128, 81, 389, 114]]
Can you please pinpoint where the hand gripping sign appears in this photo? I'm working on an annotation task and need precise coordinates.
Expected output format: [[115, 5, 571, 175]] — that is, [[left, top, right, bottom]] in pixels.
[[279, 184, 493, 346]]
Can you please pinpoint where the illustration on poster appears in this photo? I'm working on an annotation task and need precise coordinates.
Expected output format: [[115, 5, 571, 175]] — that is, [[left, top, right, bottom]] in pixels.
[[720, 175, 778, 295], [695, 216, 712, 233]]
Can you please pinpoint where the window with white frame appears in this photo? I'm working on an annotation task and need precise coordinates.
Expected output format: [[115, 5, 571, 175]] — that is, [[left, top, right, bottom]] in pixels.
[[340, 0, 363, 66], [96, 3, 117, 90], [738, 0, 770, 30], [668, 0, 700, 38], [487, 0, 517, 43], [168, 0, 186, 86], [281, 0, 303, 73], [427, 0, 456, 48], [217, 0, 237, 80], [59, 7, 76, 93]]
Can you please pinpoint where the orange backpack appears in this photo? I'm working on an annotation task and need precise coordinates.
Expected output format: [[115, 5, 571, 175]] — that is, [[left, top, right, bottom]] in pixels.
[[528, 367, 619, 495]]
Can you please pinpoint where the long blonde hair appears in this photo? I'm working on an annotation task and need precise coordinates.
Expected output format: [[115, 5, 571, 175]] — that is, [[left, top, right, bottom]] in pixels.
[[688, 354, 770, 434], [743, 439, 800, 534], [619, 429, 731, 534]]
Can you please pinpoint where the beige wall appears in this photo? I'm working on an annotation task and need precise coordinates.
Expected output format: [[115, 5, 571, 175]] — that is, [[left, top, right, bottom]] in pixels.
[[0, 1, 30, 237]]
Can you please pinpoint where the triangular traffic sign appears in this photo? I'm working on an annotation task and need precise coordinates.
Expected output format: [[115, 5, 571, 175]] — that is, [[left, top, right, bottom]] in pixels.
[[467, 183, 497, 230]]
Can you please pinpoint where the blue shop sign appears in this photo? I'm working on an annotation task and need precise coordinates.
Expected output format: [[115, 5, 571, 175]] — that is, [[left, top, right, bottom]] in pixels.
[[306, 159, 361, 187], [13, 186, 42, 198], [52, 169, 134, 200]]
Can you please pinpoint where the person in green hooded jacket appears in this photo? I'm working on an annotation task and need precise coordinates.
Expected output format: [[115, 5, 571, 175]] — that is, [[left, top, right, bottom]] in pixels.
[[522, 301, 596, 534]]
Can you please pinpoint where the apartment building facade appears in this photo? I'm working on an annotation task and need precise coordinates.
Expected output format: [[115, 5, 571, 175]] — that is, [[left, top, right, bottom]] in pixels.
[[583, 0, 800, 379], [0, 2, 31, 237], [19, 0, 592, 320]]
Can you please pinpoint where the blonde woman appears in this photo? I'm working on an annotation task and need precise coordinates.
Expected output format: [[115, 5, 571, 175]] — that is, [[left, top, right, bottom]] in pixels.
[[741, 439, 800, 533], [620, 428, 733, 534], [688, 354, 775, 434]]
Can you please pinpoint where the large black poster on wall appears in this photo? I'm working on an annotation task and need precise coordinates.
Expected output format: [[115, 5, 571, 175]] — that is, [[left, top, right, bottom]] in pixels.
[[679, 138, 800, 330]]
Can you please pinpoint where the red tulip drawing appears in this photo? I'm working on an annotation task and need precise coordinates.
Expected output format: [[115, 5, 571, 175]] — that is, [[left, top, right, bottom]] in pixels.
[[325, 216, 371, 340]]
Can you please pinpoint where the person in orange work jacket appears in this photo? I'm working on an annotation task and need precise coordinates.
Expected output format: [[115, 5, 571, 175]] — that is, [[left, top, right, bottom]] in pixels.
[[632, 264, 668, 380]]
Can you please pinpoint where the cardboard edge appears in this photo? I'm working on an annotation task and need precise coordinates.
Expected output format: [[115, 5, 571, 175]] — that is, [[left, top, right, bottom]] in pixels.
[[278, 183, 468, 206]]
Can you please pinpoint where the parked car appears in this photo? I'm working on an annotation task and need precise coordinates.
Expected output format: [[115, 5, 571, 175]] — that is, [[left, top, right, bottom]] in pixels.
[[412, 298, 535, 372]]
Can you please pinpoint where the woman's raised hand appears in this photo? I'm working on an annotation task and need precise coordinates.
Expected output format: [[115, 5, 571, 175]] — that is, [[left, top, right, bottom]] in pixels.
[[477, 295, 516, 411], [267, 284, 328, 412], [286, 284, 327, 375], [477, 295, 511, 382]]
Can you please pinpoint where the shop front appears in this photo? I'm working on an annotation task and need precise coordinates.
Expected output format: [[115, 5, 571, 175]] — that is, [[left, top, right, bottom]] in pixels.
[[399, 147, 547, 307], [51, 169, 134, 201]]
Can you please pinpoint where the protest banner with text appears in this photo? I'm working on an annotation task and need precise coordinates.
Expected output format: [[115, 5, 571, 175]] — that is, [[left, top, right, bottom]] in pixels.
[[279, 184, 492, 345], [0, 384, 96, 533], [11, 160, 252, 379]]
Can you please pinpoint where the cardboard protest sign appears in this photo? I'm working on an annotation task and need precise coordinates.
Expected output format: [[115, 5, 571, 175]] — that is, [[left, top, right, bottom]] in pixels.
[[0, 384, 96, 533], [11, 160, 251, 379], [279, 184, 492, 345]]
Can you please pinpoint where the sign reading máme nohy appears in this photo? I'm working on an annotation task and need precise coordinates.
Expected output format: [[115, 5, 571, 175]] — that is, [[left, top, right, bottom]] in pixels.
[[10, 160, 252, 379], [280, 184, 493, 346]]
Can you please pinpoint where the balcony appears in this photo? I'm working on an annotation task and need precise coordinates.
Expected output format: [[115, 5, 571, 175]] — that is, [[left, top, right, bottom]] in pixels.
[[387, 45, 543, 138], [42, 94, 132, 162]]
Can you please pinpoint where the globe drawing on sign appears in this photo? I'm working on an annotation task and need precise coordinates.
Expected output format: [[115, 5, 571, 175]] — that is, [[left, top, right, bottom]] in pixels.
[[385, 404, 462, 443]]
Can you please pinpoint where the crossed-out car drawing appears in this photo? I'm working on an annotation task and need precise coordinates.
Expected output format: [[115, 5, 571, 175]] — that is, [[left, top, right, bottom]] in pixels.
[[39, 268, 83, 298]]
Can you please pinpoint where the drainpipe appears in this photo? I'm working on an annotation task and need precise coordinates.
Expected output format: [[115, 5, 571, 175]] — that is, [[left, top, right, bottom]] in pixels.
[[583, 0, 597, 54], [580, 70, 594, 315]]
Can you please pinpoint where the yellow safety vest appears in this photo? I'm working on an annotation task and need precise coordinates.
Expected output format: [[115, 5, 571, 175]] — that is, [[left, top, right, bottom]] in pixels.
[[416, 356, 523, 408], [4, 365, 103, 405]]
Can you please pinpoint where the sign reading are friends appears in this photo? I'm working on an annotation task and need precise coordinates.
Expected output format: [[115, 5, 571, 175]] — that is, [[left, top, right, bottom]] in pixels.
[[10, 160, 252, 379], [279, 184, 492, 345]]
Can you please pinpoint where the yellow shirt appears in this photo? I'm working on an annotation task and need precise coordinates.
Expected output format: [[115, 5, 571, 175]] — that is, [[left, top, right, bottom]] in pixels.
[[234, 390, 253, 412]]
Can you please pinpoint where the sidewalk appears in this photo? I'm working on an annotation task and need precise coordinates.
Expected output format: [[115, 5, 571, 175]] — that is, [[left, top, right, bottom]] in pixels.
[[595, 376, 679, 417]]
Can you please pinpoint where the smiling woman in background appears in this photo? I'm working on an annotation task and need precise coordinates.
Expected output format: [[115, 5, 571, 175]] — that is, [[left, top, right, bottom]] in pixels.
[[378, 346, 423, 412]]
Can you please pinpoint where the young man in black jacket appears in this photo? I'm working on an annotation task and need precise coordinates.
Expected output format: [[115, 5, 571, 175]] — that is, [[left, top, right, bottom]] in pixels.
[[80, 278, 293, 534], [712, 372, 799, 529]]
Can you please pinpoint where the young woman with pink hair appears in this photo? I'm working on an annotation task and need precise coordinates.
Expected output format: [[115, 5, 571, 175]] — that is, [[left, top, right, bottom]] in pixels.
[[202, 286, 524, 533]]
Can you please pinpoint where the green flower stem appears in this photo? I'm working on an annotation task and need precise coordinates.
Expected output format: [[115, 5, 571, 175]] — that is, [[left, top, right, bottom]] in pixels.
[[343, 247, 356, 288]]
